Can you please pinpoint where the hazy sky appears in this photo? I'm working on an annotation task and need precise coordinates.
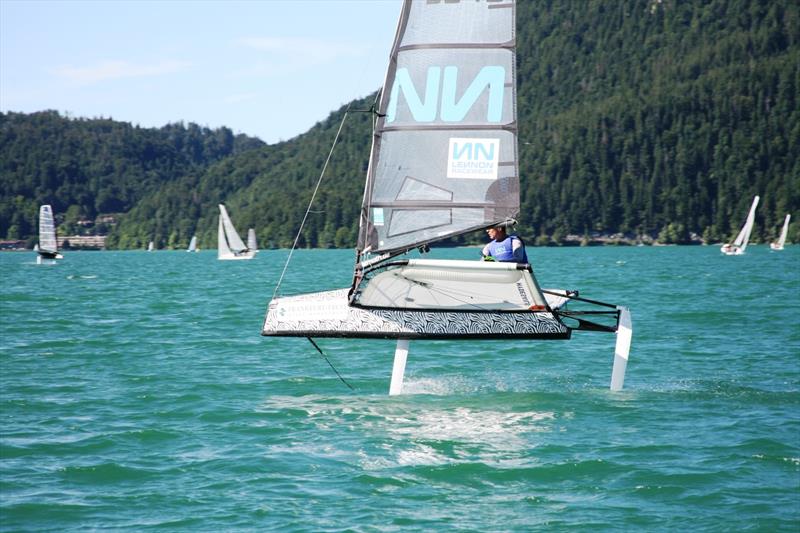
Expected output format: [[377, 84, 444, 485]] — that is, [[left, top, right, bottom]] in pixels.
[[0, 0, 401, 144]]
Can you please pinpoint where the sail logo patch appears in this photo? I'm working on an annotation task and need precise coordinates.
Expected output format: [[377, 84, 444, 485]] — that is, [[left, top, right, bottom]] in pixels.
[[276, 299, 349, 322], [387, 66, 505, 123], [447, 138, 499, 179]]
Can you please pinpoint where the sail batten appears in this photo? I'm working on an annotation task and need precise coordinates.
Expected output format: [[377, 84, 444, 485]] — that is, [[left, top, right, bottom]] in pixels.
[[382, 124, 517, 133], [397, 42, 515, 52], [357, 0, 519, 256]]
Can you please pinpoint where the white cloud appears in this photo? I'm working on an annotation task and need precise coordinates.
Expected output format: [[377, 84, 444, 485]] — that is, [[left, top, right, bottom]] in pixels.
[[51, 60, 191, 86]]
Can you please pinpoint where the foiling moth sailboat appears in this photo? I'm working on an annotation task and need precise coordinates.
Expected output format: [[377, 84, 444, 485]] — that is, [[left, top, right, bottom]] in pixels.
[[218, 204, 255, 260], [37, 204, 63, 264], [262, 0, 632, 394], [770, 214, 790, 251], [721, 195, 759, 255]]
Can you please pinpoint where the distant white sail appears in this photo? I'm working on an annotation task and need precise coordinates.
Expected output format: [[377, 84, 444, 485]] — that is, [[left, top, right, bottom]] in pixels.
[[188, 235, 198, 252], [38, 205, 58, 254], [218, 204, 255, 260], [722, 196, 759, 255], [148, 241, 154, 252], [770, 214, 791, 251], [247, 228, 258, 253], [37, 205, 63, 262]]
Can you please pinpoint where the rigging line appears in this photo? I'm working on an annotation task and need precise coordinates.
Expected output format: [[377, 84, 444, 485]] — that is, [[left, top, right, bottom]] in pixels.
[[306, 337, 356, 391], [272, 109, 351, 300], [360, 89, 382, 230], [415, 285, 517, 311]]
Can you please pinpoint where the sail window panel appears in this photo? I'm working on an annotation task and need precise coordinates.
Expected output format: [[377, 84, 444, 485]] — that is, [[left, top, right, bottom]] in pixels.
[[377, 207, 487, 252], [401, 1, 513, 47], [386, 49, 515, 128], [396, 178, 453, 202], [387, 209, 452, 238]]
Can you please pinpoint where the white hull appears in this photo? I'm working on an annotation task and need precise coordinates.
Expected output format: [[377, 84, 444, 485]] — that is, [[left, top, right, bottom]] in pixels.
[[219, 251, 256, 261], [263, 288, 570, 339], [769, 243, 784, 251], [36, 253, 62, 265], [720, 244, 746, 255]]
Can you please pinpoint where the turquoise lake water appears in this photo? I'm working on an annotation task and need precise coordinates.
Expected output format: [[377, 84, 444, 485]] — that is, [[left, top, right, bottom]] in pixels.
[[1, 246, 798, 531]]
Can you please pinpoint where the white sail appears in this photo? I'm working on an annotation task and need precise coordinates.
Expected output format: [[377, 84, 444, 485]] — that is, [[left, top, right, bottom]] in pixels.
[[218, 204, 255, 260], [37, 205, 63, 262], [38, 205, 58, 254], [247, 228, 258, 252], [722, 195, 759, 255], [147, 241, 154, 252], [188, 235, 198, 252], [218, 214, 230, 257], [770, 214, 790, 251], [357, 0, 519, 256]]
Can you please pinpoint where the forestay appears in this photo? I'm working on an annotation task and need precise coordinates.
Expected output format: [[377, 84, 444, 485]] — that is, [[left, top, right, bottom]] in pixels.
[[357, 0, 519, 256]]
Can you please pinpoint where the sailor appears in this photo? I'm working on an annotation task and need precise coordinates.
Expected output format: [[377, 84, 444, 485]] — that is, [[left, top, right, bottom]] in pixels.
[[481, 223, 528, 264]]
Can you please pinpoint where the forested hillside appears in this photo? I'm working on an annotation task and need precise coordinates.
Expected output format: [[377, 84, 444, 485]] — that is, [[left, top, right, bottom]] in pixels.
[[0, 111, 264, 247], [516, 0, 798, 245], [1, 0, 797, 249]]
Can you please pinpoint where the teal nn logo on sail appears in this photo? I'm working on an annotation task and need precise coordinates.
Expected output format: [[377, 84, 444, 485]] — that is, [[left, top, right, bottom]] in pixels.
[[447, 138, 499, 180]]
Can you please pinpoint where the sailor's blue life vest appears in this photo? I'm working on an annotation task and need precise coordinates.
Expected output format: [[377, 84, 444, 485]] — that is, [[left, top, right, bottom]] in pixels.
[[483, 234, 528, 263]]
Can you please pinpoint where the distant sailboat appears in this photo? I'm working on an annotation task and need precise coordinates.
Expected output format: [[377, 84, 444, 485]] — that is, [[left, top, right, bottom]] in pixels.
[[247, 228, 258, 255], [770, 214, 790, 251], [187, 235, 198, 253], [37, 204, 63, 264], [262, 0, 632, 394], [147, 241, 155, 252], [721, 196, 759, 255], [218, 204, 255, 260]]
